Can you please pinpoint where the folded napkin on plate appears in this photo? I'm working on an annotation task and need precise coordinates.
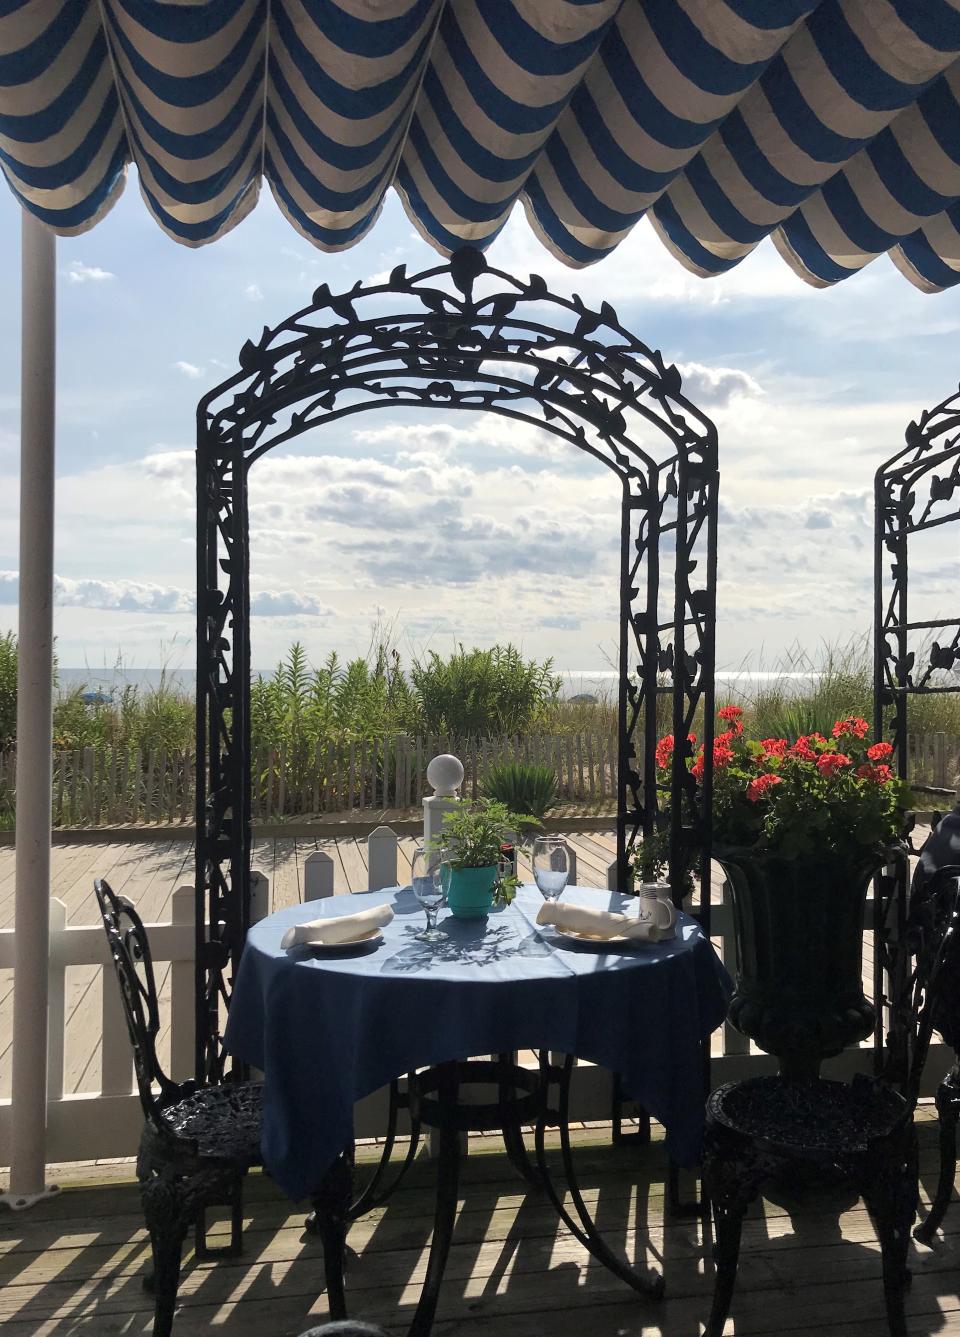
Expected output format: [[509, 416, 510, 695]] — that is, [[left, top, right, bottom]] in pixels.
[[281, 902, 394, 949], [535, 900, 658, 942]]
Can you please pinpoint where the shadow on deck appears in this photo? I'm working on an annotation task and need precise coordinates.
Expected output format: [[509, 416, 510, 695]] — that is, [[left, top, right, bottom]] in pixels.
[[1, 1116, 959, 1337]]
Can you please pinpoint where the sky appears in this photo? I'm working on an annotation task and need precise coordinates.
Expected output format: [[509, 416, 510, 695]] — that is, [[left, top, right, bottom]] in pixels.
[[0, 172, 957, 680]]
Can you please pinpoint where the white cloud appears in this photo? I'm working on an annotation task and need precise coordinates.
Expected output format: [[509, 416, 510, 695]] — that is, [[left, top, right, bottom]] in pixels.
[[250, 590, 331, 618], [487, 211, 818, 308], [244, 283, 263, 301], [0, 571, 329, 620], [173, 360, 204, 379], [0, 571, 194, 613], [66, 261, 115, 284], [677, 362, 763, 407]]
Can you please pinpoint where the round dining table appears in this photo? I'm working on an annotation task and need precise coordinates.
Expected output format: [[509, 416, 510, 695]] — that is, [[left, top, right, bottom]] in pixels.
[[225, 883, 731, 1200]]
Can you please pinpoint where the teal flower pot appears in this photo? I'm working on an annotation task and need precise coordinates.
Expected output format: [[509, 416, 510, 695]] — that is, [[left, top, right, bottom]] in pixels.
[[446, 864, 498, 919]]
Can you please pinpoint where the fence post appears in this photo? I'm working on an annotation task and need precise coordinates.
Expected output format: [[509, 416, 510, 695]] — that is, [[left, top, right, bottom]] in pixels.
[[169, 884, 195, 1083], [249, 870, 270, 924], [424, 753, 463, 854], [935, 732, 946, 788], [367, 825, 398, 891], [304, 850, 335, 901], [45, 898, 68, 1103], [563, 841, 578, 887], [606, 857, 618, 891]]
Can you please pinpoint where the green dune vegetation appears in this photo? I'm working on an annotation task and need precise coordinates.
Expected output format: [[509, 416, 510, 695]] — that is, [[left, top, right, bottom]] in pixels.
[[0, 631, 955, 757], [0, 631, 955, 829]]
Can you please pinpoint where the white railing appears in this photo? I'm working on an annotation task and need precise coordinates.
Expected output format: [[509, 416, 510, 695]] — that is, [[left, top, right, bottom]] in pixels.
[[0, 827, 952, 1167], [0, 884, 196, 1164], [0, 832, 400, 1165]]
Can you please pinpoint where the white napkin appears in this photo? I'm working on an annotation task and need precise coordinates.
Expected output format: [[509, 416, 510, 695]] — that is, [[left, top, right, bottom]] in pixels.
[[536, 900, 659, 942], [281, 902, 394, 949]]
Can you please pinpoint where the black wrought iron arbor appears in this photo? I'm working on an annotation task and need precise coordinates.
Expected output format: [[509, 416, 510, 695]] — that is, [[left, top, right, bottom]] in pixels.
[[874, 386, 960, 1075], [194, 247, 719, 1079], [875, 388, 960, 773]]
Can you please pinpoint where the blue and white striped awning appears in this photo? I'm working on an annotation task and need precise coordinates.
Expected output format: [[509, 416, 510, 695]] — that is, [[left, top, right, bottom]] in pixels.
[[2, 1, 960, 290]]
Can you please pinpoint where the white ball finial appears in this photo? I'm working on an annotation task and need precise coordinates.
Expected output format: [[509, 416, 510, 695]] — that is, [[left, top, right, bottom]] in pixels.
[[427, 753, 464, 797]]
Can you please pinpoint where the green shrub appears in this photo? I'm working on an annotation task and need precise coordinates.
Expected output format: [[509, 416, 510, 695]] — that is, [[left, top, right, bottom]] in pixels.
[[52, 674, 193, 753], [0, 632, 17, 749], [482, 761, 558, 823], [410, 644, 560, 736]]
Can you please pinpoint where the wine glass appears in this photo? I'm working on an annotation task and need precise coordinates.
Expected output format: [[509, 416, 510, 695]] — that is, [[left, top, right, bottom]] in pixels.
[[411, 845, 446, 943], [532, 836, 569, 902]]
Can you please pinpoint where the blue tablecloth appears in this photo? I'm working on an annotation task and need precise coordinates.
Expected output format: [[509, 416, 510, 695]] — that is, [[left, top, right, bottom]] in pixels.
[[225, 885, 732, 1200]]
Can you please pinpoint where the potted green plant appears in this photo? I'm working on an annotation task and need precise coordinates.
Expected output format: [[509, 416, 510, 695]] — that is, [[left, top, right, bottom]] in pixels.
[[430, 798, 533, 919], [654, 707, 910, 1078]]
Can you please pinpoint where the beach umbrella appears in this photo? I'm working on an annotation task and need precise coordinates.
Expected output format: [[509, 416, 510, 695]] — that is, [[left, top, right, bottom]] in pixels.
[[2, 0, 960, 1200]]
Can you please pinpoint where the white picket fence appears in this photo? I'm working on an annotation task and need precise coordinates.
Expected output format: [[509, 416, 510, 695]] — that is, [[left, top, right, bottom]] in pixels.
[[0, 827, 952, 1166]]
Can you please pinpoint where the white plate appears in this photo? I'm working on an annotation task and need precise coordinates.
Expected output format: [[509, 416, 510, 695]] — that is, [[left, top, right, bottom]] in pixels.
[[552, 921, 676, 945], [305, 929, 383, 951]]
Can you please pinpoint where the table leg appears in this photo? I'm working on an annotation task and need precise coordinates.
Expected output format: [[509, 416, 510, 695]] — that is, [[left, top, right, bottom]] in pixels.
[[350, 1077, 423, 1220], [499, 1052, 543, 1189], [534, 1053, 664, 1300], [409, 1063, 461, 1337], [307, 1146, 354, 1320]]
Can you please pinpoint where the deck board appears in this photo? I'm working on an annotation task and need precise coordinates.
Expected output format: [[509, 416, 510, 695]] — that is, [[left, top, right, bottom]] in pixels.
[[0, 1115, 957, 1335]]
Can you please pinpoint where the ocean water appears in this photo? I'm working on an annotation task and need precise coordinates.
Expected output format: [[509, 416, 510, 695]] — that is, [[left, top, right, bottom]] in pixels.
[[56, 666, 821, 700]]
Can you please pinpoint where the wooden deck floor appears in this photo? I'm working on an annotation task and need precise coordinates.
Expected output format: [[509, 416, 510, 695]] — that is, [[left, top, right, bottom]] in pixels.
[[2, 1113, 959, 1336]]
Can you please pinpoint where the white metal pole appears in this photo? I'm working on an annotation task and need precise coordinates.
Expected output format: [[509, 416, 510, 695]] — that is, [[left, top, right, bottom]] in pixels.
[[3, 212, 57, 1205]]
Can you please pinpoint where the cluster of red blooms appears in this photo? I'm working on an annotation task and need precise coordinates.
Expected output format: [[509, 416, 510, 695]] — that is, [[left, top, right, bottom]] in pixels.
[[654, 731, 696, 769], [654, 709, 897, 804], [833, 715, 870, 740], [688, 705, 743, 779]]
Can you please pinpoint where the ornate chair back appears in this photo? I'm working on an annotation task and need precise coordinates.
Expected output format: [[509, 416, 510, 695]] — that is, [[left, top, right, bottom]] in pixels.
[[904, 862, 960, 1112], [95, 878, 183, 1133]]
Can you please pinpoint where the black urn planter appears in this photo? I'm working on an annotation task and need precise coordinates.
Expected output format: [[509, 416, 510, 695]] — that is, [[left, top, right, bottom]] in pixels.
[[716, 848, 880, 1079]]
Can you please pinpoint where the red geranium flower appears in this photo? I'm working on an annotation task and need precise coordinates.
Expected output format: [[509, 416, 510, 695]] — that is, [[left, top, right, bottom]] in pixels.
[[718, 705, 744, 735], [691, 755, 704, 781], [791, 735, 818, 760], [832, 716, 869, 740], [746, 773, 783, 802], [760, 738, 789, 757], [817, 752, 853, 776], [856, 763, 893, 784], [655, 733, 697, 769], [714, 744, 734, 769], [866, 741, 893, 761]]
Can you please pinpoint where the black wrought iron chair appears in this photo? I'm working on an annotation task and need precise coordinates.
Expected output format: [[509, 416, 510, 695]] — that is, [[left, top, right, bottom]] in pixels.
[[94, 878, 263, 1337], [702, 862, 960, 1337], [909, 806, 960, 1243]]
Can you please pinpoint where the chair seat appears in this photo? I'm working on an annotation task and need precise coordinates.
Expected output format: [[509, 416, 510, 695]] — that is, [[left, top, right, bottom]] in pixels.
[[708, 1075, 907, 1159], [158, 1081, 263, 1164]]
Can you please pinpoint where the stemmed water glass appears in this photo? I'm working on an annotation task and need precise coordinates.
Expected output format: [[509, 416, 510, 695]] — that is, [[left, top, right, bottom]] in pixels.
[[411, 845, 446, 943], [532, 835, 570, 903]]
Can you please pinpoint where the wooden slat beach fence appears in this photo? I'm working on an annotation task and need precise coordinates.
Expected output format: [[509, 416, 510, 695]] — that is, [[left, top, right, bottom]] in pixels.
[[1, 730, 956, 827]]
